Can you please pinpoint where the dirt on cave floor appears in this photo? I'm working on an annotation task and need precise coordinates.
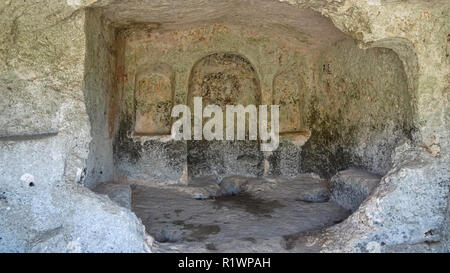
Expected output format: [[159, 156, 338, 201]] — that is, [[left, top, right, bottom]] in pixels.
[[131, 175, 350, 252]]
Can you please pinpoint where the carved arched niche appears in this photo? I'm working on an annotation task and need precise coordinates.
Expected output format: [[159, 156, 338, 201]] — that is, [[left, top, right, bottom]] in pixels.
[[188, 52, 261, 110], [134, 63, 175, 136], [187, 52, 263, 178]]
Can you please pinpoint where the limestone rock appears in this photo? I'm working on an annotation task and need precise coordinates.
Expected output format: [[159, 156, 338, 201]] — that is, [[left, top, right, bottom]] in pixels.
[[330, 168, 381, 212], [93, 183, 132, 209], [306, 147, 450, 253], [0, 0, 449, 253]]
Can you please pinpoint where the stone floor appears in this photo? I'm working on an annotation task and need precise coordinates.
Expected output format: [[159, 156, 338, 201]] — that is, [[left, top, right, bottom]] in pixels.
[[131, 175, 350, 252]]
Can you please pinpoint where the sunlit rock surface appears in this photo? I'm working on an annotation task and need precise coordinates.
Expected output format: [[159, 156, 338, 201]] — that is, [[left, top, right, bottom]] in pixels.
[[0, 0, 449, 253]]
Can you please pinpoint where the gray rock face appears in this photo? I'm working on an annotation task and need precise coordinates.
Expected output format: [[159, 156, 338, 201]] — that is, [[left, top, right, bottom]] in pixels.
[[93, 183, 132, 209], [287, 145, 450, 253], [267, 141, 303, 177], [330, 169, 381, 212], [0, 1, 151, 253], [187, 141, 264, 181], [114, 136, 189, 185]]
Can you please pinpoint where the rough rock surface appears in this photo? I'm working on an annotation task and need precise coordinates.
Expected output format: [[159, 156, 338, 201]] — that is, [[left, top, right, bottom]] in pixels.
[[330, 169, 381, 212], [0, 0, 150, 253], [286, 144, 450, 253], [93, 183, 132, 209], [278, 0, 450, 253], [113, 14, 412, 181], [0, 0, 449, 253], [131, 176, 349, 252]]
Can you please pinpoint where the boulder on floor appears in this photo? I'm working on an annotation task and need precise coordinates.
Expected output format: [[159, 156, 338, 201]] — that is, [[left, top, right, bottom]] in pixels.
[[217, 176, 252, 196], [187, 177, 220, 199], [330, 168, 381, 212]]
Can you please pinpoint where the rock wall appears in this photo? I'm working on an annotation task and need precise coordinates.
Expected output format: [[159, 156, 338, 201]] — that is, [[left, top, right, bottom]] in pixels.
[[112, 22, 413, 181], [0, 0, 448, 253], [0, 1, 149, 252], [187, 52, 262, 179], [300, 39, 414, 178], [83, 8, 116, 188], [280, 0, 450, 252], [111, 23, 314, 182]]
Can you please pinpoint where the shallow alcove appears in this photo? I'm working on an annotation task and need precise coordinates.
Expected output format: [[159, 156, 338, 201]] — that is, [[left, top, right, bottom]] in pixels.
[[187, 52, 263, 179], [83, 0, 414, 252]]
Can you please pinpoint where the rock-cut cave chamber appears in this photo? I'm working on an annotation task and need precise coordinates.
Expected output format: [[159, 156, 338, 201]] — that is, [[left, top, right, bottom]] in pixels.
[[83, 0, 415, 252]]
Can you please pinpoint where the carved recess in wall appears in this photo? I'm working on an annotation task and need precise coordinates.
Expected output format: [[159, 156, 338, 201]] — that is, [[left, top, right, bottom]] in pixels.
[[273, 68, 311, 146], [134, 63, 174, 136], [188, 52, 261, 109], [273, 69, 303, 133], [187, 53, 263, 178]]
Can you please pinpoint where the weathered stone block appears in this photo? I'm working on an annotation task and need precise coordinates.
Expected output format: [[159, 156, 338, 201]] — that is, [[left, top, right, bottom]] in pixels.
[[330, 168, 381, 212]]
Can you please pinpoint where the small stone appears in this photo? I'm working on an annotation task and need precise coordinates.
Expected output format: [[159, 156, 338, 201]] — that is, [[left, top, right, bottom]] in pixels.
[[217, 176, 251, 196], [20, 173, 34, 184]]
